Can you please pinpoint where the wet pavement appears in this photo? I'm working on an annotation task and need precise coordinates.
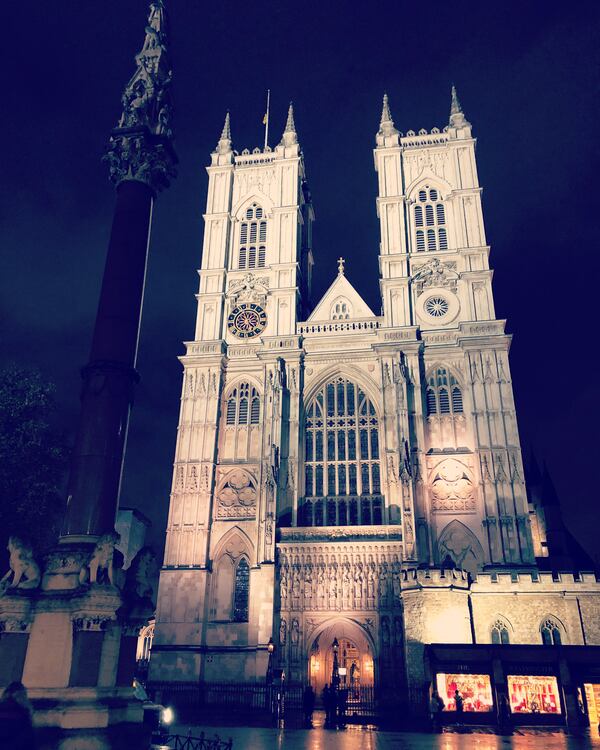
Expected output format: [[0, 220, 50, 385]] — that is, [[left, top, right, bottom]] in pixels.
[[164, 712, 600, 750]]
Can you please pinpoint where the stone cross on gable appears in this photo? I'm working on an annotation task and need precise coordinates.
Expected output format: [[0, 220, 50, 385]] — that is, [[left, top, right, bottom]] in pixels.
[[337, 257, 345, 275]]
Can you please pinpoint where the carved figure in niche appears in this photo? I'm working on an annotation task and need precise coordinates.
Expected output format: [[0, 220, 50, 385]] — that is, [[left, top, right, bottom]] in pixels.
[[317, 566, 326, 609], [79, 532, 120, 586], [265, 514, 274, 547], [354, 563, 363, 603], [292, 567, 301, 608], [216, 469, 257, 518], [430, 459, 476, 512], [329, 566, 338, 604], [280, 618, 287, 645], [378, 562, 388, 605], [438, 520, 483, 575], [381, 616, 391, 647], [0, 537, 41, 595], [291, 618, 300, 645], [280, 570, 288, 606], [394, 616, 402, 645], [366, 560, 376, 605]]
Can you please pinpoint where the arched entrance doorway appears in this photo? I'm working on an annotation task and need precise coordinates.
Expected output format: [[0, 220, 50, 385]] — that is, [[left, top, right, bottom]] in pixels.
[[307, 619, 375, 698]]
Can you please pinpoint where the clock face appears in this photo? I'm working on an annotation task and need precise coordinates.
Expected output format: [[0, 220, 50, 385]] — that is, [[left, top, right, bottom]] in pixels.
[[227, 303, 268, 339]]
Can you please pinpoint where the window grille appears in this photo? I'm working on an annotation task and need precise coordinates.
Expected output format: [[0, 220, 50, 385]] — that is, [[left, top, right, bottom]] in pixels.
[[413, 186, 448, 252], [238, 203, 267, 269], [233, 558, 250, 622], [302, 377, 383, 526], [225, 383, 261, 426], [426, 367, 464, 416]]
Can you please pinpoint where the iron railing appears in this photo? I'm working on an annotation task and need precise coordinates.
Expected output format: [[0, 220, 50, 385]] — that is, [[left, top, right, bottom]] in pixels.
[[153, 731, 232, 750]]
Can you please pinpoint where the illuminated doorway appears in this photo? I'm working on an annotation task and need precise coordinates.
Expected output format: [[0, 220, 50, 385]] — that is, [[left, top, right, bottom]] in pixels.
[[307, 619, 375, 698]]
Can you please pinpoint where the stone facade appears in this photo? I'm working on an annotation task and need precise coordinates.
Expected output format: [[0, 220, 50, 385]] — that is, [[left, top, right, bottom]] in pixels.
[[150, 91, 600, 719]]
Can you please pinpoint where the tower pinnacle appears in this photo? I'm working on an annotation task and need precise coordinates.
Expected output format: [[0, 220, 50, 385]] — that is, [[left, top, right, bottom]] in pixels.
[[104, 0, 177, 193], [216, 111, 232, 154], [449, 84, 469, 129], [280, 102, 298, 147], [379, 93, 398, 137]]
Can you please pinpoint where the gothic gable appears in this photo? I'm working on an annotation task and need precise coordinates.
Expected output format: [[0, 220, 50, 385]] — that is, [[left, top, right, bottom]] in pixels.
[[307, 273, 376, 322]]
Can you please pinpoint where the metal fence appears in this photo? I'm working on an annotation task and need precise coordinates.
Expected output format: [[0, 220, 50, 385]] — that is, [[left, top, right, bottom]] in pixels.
[[150, 681, 379, 721], [153, 731, 233, 750]]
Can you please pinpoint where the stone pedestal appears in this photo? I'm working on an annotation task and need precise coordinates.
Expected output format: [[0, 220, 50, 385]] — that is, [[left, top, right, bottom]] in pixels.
[[0, 543, 153, 733]]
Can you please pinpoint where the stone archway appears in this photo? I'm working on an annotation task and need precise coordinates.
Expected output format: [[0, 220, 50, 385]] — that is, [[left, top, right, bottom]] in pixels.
[[307, 619, 375, 698]]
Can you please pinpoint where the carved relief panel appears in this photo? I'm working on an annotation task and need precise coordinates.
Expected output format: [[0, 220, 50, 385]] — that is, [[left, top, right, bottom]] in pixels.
[[428, 458, 477, 514], [215, 467, 258, 519]]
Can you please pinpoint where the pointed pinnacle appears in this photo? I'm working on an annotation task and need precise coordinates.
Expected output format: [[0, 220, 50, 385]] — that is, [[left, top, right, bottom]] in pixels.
[[284, 102, 296, 133], [381, 93, 394, 126], [450, 85, 462, 116], [220, 111, 231, 141]]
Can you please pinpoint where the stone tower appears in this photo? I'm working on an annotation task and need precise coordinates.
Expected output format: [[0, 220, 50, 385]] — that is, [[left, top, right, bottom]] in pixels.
[[373, 88, 535, 572], [150, 105, 314, 683]]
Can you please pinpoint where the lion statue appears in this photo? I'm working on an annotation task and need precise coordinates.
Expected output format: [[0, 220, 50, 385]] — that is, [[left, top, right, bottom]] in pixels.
[[79, 532, 120, 586], [0, 537, 41, 596]]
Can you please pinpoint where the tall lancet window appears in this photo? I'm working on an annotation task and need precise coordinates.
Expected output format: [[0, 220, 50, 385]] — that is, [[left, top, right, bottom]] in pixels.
[[301, 377, 383, 526], [225, 383, 261, 426], [426, 367, 463, 416], [414, 186, 448, 252], [238, 203, 267, 269]]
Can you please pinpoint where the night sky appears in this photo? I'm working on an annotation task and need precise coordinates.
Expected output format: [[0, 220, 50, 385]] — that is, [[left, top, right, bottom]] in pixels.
[[3, 2, 599, 560]]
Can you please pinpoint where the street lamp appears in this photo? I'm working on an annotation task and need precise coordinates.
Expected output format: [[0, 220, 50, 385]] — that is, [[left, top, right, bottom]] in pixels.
[[331, 637, 340, 691], [266, 637, 275, 685], [266, 637, 275, 719]]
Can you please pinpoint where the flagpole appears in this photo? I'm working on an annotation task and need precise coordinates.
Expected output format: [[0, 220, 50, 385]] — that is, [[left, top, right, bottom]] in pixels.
[[264, 89, 270, 150]]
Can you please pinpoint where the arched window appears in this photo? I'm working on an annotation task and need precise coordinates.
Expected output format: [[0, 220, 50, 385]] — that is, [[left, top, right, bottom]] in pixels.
[[331, 298, 352, 320], [233, 558, 250, 622], [540, 618, 563, 646], [238, 203, 267, 269], [414, 186, 448, 252], [426, 367, 464, 416], [136, 621, 155, 662], [225, 383, 261, 426], [491, 619, 510, 645], [302, 377, 382, 526]]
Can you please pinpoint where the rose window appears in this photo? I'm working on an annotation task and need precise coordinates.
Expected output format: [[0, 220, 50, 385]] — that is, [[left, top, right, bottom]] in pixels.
[[425, 296, 449, 317]]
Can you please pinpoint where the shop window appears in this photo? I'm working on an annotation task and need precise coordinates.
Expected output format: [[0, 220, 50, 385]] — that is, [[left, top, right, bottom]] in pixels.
[[435, 673, 494, 712], [507, 675, 561, 714]]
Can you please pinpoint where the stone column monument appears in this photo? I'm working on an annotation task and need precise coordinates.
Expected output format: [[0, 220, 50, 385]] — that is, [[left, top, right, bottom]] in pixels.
[[0, 0, 176, 739]]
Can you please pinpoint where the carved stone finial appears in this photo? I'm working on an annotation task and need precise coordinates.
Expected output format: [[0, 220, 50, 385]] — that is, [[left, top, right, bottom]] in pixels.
[[449, 84, 469, 128], [216, 111, 232, 154], [104, 0, 177, 193], [280, 102, 298, 147], [337, 256, 345, 275], [379, 93, 398, 137]]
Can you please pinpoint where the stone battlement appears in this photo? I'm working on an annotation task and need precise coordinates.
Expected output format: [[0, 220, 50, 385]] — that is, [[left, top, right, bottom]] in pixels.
[[472, 570, 600, 591], [401, 567, 470, 588], [400, 567, 600, 592]]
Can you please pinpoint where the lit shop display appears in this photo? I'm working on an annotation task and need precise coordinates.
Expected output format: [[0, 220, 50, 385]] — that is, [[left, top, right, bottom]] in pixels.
[[436, 673, 494, 712], [584, 684, 600, 725], [507, 675, 561, 714]]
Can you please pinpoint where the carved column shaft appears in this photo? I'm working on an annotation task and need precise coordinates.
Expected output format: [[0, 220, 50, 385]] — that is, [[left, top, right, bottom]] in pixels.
[[61, 181, 154, 540]]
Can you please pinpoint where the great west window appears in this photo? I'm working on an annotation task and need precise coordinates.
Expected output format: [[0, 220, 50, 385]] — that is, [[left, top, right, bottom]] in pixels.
[[301, 377, 383, 526]]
